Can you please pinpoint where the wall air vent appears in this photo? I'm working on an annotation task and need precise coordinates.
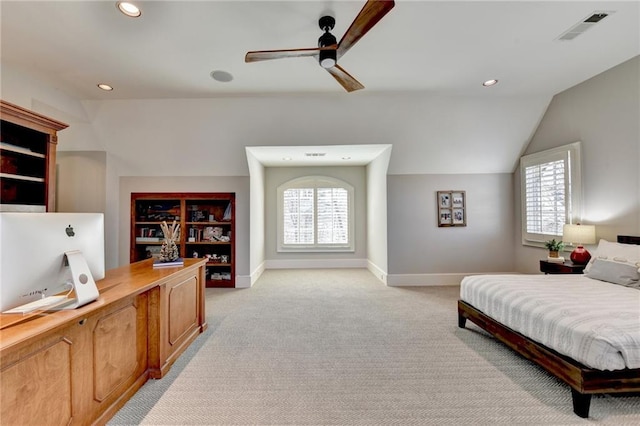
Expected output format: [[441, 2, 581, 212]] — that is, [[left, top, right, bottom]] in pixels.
[[557, 11, 613, 41], [305, 153, 326, 157]]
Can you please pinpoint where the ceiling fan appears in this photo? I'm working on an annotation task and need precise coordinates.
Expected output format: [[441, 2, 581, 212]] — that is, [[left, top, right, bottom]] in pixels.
[[244, 0, 395, 92]]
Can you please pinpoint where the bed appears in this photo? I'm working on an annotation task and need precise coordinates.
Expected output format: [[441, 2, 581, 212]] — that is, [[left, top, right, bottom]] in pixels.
[[457, 235, 640, 418]]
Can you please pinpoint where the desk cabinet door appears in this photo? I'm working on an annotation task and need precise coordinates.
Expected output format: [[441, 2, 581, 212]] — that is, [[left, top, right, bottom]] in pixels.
[[0, 294, 148, 426], [148, 270, 202, 378]]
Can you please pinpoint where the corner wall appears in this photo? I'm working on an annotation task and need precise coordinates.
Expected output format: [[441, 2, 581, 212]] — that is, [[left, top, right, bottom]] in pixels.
[[514, 56, 640, 273]]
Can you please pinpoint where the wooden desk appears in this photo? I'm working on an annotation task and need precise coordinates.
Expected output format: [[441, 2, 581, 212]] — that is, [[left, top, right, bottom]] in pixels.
[[0, 258, 207, 425]]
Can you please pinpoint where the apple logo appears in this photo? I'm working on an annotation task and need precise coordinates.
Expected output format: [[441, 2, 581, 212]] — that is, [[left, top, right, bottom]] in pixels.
[[65, 225, 75, 237]]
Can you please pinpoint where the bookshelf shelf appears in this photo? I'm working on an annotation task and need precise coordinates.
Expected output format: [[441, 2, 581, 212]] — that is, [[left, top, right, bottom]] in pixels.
[[131, 192, 235, 288], [1, 100, 68, 212]]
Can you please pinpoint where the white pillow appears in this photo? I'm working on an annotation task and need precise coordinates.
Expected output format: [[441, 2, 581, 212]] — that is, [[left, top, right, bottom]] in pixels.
[[585, 258, 640, 287], [584, 239, 640, 273]]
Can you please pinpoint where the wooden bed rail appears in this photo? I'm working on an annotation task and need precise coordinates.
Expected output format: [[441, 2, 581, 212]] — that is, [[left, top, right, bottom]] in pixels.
[[458, 300, 640, 418]]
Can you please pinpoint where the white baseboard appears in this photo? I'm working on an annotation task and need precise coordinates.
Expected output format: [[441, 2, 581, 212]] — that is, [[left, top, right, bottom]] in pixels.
[[235, 266, 517, 288], [264, 258, 368, 269], [236, 262, 266, 288], [235, 275, 252, 288], [386, 272, 517, 287], [367, 261, 387, 284]]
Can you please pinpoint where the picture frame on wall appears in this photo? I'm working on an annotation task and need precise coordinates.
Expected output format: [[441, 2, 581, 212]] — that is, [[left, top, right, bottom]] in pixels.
[[437, 191, 466, 227]]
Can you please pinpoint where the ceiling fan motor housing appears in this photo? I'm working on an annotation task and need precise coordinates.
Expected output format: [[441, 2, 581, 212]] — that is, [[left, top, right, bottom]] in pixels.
[[318, 15, 337, 68], [319, 15, 335, 31]]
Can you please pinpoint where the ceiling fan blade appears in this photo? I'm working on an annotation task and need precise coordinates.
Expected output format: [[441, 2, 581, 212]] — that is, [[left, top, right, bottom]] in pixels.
[[326, 65, 365, 92], [245, 45, 337, 63], [337, 0, 395, 59]]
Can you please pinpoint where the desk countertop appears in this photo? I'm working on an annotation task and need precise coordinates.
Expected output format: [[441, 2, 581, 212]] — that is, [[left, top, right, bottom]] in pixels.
[[0, 258, 206, 350]]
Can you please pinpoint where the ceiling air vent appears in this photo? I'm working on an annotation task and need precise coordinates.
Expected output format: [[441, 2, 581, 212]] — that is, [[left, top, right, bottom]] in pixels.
[[556, 11, 613, 41]]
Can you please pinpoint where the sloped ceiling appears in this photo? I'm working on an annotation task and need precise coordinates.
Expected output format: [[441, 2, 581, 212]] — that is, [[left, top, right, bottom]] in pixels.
[[1, 1, 638, 174]]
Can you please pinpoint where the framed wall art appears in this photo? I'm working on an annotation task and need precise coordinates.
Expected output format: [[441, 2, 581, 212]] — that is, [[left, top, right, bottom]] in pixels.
[[437, 190, 466, 227]]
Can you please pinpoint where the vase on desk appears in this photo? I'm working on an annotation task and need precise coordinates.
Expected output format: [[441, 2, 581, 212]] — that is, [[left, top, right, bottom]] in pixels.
[[159, 220, 180, 262]]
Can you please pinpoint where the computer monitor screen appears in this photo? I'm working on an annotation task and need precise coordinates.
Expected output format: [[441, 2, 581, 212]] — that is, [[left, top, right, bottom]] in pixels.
[[0, 212, 105, 312]]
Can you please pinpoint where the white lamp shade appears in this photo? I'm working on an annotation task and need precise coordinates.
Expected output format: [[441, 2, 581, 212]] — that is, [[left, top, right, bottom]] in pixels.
[[562, 224, 596, 245]]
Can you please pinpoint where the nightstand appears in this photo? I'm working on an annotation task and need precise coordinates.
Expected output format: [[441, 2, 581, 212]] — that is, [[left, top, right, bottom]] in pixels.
[[539, 260, 586, 274]]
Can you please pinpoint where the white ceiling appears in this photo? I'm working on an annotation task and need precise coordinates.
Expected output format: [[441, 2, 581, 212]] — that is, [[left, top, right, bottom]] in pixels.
[[1, 1, 638, 170], [246, 144, 392, 166], [1, 1, 638, 99]]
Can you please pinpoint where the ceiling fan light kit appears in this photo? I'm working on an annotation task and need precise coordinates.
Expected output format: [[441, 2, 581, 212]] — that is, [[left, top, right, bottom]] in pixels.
[[318, 16, 337, 68], [245, 0, 395, 92]]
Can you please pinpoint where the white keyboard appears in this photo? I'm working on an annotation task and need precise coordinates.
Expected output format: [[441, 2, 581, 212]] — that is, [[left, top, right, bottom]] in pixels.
[[3, 295, 73, 314]]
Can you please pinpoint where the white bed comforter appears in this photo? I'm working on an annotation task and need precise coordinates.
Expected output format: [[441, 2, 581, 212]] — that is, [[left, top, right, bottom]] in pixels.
[[460, 274, 640, 371]]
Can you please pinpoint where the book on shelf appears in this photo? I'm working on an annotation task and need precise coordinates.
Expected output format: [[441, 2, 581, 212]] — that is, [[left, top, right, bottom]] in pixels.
[[153, 258, 184, 268], [136, 237, 161, 243]]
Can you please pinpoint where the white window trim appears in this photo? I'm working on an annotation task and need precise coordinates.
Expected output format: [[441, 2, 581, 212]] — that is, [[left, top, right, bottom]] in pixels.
[[277, 176, 355, 253], [520, 141, 582, 247]]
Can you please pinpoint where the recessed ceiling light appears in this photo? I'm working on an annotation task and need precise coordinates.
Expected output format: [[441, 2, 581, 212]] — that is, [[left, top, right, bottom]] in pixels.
[[97, 83, 114, 91], [342, 156, 351, 160], [483, 79, 499, 87], [282, 156, 293, 161], [210, 70, 234, 83], [117, 2, 141, 18]]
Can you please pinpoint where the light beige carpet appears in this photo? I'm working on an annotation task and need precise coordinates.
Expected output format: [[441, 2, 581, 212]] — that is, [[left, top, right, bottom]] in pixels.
[[109, 269, 640, 425]]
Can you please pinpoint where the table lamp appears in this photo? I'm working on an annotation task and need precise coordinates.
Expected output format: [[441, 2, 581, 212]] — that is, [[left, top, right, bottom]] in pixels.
[[562, 224, 596, 265]]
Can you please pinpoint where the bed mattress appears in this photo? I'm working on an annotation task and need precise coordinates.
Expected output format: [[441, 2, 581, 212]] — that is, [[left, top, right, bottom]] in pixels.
[[460, 274, 640, 371]]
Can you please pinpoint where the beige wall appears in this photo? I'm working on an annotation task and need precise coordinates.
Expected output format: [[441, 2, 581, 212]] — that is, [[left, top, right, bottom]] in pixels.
[[56, 151, 106, 213]]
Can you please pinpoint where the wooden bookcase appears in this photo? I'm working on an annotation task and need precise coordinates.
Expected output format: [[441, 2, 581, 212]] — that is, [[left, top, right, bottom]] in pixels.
[[131, 192, 235, 288], [0, 100, 68, 212]]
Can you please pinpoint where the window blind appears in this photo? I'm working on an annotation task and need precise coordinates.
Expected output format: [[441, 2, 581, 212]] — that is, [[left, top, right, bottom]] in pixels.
[[316, 188, 348, 244], [524, 159, 566, 236], [283, 187, 349, 245], [283, 188, 314, 244]]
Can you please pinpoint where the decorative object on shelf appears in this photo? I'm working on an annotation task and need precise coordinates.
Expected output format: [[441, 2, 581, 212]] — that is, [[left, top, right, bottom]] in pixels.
[[437, 190, 466, 227], [158, 220, 180, 262], [223, 202, 232, 221], [563, 223, 597, 265], [544, 238, 565, 259]]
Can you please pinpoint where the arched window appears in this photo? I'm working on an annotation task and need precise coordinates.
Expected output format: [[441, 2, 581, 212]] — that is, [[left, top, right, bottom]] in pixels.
[[277, 176, 354, 252]]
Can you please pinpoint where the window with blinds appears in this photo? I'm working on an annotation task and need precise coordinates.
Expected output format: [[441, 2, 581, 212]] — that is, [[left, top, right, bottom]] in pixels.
[[278, 177, 354, 251], [520, 142, 582, 246]]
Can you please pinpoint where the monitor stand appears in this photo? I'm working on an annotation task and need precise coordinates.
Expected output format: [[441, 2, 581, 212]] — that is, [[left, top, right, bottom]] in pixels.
[[55, 250, 100, 310]]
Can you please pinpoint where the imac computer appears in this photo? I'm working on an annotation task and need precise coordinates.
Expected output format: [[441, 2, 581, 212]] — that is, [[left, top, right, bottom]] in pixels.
[[0, 212, 105, 313]]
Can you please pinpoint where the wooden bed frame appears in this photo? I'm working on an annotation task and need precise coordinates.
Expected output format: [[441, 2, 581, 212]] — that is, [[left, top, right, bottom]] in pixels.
[[457, 235, 640, 418]]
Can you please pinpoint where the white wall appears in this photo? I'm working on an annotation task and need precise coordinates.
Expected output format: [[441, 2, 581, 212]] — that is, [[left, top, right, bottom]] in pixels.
[[13, 58, 635, 281], [366, 146, 392, 281], [245, 149, 266, 285], [77, 94, 550, 177], [514, 56, 640, 273]]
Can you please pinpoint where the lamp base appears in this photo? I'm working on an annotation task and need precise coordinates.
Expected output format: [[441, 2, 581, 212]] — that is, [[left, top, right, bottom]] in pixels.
[[570, 246, 591, 265]]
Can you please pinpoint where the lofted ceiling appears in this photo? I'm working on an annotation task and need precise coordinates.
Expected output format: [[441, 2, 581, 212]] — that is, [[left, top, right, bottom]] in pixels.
[[1, 1, 638, 100], [1, 1, 638, 172]]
